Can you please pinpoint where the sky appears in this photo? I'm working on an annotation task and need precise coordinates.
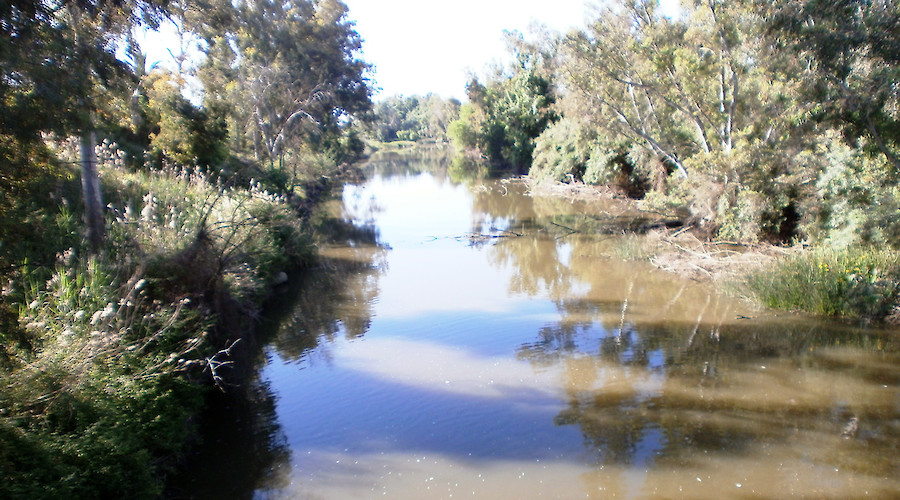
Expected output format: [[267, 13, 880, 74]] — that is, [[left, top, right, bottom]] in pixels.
[[341, 0, 596, 100]]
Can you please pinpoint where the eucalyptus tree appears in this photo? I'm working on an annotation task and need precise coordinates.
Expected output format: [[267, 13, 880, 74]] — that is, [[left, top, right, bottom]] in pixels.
[[766, 0, 900, 172], [448, 52, 557, 173], [1, 0, 171, 250], [554, 0, 809, 240], [198, 0, 372, 187], [759, 0, 900, 246]]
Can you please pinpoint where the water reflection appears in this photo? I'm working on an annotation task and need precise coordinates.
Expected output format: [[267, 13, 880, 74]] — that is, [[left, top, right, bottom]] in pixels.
[[227, 151, 900, 498], [166, 377, 290, 499]]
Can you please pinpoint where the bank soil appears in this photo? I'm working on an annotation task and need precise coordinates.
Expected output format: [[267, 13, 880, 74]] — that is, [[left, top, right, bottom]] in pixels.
[[526, 177, 786, 284]]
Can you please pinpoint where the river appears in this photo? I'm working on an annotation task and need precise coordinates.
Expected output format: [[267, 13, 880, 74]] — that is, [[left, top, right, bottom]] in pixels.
[[177, 150, 900, 499]]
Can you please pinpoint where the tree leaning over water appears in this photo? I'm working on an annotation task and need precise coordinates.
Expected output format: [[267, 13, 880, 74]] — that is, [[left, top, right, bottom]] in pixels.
[[552, 0, 815, 240], [515, 0, 900, 246]]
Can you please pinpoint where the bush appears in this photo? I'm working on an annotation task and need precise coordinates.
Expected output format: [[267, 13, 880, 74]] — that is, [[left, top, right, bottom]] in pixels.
[[745, 247, 900, 320], [1, 139, 317, 498], [530, 118, 588, 183], [806, 134, 900, 248], [1, 256, 210, 499]]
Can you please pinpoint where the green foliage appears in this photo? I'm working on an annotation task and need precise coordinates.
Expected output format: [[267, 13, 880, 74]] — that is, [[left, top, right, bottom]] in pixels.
[[445, 0, 900, 249], [369, 94, 460, 143], [1, 255, 210, 499], [530, 118, 589, 183], [535, 0, 861, 243], [448, 53, 557, 173], [531, 118, 649, 195], [144, 71, 229, 170], [716, 188, 768, 243], [103, 159, 312, 303], [1, 0, 370, 496], [198, 0, 372, 168], [766, 0, 900, 171], [447, 104, 479, 148], [804, 132, 900, 248], [0, 138, 317, 496], [745, 247, 900, 320], [0, 137, 82, 267]]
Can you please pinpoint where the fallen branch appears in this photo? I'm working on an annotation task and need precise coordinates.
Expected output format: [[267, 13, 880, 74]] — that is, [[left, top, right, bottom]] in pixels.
[[203, 339, 242, 390]]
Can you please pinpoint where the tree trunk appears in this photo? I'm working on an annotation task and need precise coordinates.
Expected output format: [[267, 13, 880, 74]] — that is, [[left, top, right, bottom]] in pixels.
[[80, 131, 105, 250]]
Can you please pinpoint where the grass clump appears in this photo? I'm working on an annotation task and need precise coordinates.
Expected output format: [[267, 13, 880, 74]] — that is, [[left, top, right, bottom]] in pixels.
[[745, 246, 900, 321]]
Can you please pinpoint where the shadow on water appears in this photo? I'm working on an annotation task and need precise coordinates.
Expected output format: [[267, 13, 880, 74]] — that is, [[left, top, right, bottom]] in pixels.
[[164, 377, 290, 500], [166, 201, 386, 499]]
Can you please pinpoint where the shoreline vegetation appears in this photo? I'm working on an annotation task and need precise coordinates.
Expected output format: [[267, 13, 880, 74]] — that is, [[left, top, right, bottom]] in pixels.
[[363, 140, 900, 326], [524, 177, 900, 324], [1, 0, 373, 496], [1, 138, 358, 498], [363, 130, 900, 325]]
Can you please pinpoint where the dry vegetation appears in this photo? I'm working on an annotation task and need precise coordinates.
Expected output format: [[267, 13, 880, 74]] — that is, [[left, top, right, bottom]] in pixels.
[[526, 177, 783, 283]]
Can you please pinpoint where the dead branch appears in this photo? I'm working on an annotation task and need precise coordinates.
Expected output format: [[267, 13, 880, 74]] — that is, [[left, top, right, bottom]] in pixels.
[[203, 339, 242, 390]]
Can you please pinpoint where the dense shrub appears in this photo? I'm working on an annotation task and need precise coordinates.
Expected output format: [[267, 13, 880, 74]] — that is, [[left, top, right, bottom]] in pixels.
[[0, 140, 317, 498]]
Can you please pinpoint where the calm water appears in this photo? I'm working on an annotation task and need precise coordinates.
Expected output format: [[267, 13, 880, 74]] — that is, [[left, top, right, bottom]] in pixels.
[[179, 152, 900, 499]]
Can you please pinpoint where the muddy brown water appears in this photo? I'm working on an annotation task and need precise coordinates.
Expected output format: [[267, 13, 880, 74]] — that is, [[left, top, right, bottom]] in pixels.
[[178, 152, 900, 499]]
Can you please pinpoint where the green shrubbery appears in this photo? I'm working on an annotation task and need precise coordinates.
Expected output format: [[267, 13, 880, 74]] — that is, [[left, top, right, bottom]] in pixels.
[[745, 247, 900, 321], [2, 255, 210, 498], [0, 140, 318, 498]]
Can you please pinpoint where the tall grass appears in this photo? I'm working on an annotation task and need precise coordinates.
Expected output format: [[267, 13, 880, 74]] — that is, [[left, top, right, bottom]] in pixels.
[[745, 246, 900, 321], [0, 139, 322, 498], [4, 258, 208, 498]]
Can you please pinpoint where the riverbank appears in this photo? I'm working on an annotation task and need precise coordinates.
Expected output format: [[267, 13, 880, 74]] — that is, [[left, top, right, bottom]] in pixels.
[[526, 177, 775, 279], [0, 144, 352, 498], [525, 177, 900, 324]]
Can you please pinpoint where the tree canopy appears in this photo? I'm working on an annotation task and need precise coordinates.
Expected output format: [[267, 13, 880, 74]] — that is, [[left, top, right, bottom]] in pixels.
[[446, 0, 900, 247]]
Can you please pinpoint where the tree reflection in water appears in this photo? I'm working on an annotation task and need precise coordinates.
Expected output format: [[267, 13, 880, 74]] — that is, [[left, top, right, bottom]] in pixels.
[[169, 205, 386, 498], [265, 198, 387, 363], [468, 180, 900, 489]]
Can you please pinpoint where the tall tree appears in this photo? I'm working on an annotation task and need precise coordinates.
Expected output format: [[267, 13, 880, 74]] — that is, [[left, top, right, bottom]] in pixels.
[[766, 0, 900, 171], [199, 0, 372, 172], [552, 0, 811, 239], [448, 49, 557, 172], [1, 0, 170, 250]]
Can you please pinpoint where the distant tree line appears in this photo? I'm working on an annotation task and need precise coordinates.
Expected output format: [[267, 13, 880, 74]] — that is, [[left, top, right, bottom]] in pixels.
[[368, 93, 461, 143]]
